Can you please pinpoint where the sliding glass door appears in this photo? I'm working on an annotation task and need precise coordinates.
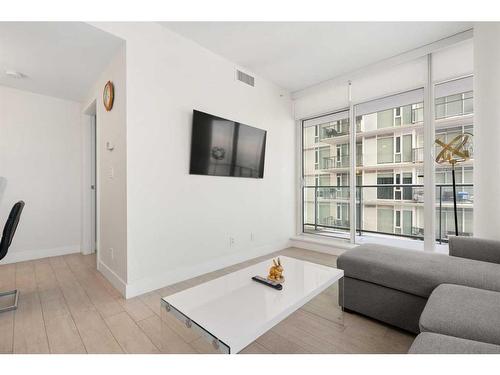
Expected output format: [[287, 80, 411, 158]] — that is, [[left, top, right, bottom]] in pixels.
[[302, 110, 351, 239], [354, 88, 425, 241], [434, 76, 474, 243]]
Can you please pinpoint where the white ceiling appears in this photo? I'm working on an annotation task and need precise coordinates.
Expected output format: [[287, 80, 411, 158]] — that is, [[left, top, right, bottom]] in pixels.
[[160, 22, 473, 92], [0, 22, 124, 101]]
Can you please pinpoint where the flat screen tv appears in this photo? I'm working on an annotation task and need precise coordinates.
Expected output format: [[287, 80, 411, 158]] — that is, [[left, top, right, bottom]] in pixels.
[[189, 110, 267, 178]]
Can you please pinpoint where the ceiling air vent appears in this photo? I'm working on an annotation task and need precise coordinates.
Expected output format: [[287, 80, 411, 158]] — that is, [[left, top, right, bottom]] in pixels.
[[236, 70, 255, 87]]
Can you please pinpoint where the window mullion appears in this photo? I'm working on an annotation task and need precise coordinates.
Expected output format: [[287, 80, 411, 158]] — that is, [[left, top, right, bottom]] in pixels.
[[349, 82, 356, 244], [423, 54, 436, 251]]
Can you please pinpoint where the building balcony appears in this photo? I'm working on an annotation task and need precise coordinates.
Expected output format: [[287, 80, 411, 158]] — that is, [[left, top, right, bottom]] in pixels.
[[319, 122, 424, 147], [303, 183, 473, 243], [413, 147, 474, 165], [318, 152, 419, 172], [319, 125, 350, 140], [317, 147, 474, 172], [314, 186, 350, 200], [318, 155, 363, 170]]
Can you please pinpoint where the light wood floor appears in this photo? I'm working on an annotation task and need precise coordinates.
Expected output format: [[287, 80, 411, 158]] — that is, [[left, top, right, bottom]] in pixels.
[[0, 247, 415, 354]]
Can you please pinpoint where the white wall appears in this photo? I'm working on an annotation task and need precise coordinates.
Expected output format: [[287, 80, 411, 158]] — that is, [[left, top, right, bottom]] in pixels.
[[83, 44, 127, 291], [0, 86, 82, 262], [90, 23, 295, 297], [473, 23, 500, 240]]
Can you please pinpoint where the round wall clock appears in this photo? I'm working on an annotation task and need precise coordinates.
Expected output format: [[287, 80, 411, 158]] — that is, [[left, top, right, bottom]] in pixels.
[[103, 81, 114, 111]]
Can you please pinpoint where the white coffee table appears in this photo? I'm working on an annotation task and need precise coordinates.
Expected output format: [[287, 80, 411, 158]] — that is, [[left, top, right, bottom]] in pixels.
[[161, 256, 344, 353]]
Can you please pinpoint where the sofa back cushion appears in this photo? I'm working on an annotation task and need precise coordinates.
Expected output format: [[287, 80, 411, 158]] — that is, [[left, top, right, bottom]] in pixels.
[[337, 244, 500, 298]]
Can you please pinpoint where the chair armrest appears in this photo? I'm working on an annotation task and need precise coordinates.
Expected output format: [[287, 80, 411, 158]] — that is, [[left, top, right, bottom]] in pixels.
[[449, 236, 500, 264]]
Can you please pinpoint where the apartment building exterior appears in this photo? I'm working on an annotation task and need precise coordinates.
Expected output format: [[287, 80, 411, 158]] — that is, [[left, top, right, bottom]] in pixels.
[[302, 76, 474, 243]]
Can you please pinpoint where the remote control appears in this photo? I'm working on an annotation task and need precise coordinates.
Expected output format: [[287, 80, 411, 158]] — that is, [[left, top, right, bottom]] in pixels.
[[252, 276, 283, 290]]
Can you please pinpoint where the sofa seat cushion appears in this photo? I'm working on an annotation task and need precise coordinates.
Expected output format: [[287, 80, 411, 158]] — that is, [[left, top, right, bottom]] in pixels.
[[420, 284, 500, 345], [337, 244, 500, 298], [409, 332, 500, 354]]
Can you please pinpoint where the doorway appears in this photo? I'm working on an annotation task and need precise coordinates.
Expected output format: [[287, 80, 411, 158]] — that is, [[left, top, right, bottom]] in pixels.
[[90, 114, 97, 254], [83, 100, 98, 260]]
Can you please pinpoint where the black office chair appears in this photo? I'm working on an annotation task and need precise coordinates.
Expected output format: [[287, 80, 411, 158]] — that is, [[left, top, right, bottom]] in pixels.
[[0, 201, 25, 313]]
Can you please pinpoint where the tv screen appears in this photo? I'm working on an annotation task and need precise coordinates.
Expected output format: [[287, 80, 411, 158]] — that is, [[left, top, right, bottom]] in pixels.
[[189, 110, 267, 178]]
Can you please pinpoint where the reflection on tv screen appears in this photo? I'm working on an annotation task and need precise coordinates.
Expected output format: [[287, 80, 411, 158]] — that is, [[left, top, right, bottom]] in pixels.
[[189, 110, 267, 178]]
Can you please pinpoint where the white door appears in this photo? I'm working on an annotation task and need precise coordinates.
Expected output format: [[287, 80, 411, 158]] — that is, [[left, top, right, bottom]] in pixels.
[[90, 115, 97, 254]]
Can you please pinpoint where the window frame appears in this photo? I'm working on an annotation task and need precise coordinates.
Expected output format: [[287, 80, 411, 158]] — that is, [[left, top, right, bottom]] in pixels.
[[299, 69, 473, 247]]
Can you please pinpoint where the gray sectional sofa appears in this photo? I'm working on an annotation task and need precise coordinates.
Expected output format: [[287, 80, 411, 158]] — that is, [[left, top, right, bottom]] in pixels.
[[337, 236, 500, 354]]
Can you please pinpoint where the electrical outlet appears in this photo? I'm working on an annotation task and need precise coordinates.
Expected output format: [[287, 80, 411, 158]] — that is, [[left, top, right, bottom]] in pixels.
[[109, 247, 114, 260], [229, 237, 235, 247]]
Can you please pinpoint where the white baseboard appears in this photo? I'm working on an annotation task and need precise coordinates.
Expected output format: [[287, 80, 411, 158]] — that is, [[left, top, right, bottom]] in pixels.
[[1, 245, 81, 264], [125, 240, 291, 299], [98, 260, 127, 296], [81, 248, 94, 256], [289, 235, 356, 256]]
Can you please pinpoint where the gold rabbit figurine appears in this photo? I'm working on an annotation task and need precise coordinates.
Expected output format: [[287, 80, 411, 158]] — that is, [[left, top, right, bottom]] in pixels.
[[268, 257, 284, 282]]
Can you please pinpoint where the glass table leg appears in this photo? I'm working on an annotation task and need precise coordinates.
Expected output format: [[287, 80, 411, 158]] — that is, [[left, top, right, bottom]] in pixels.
[[160, 299, 230, 354]]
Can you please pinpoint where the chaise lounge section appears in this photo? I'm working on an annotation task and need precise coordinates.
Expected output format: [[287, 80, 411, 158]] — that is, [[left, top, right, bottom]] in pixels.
[[419, 284, 500, 345]]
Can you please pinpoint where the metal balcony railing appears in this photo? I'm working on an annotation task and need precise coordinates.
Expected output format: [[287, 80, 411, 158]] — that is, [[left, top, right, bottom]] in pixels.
[[412, 147, 424, 163], [303, 183, 473, 243], [320, 125, 350, 140], [317, 216, 350, 229], [321, 155, 363, 169], [321, 148, 469, 169], [316, 186, 350, 200]]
